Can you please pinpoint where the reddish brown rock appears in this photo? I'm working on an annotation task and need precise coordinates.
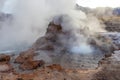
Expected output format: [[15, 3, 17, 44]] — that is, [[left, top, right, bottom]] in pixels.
[[104, 53, 112, 58], [32, 22, 62, 51], [19, 60, 45, 70], [14, 49, 35, 64], [0, 63, 12, 72], [0, 54, 10, 63], [47, 64, 64, 71]]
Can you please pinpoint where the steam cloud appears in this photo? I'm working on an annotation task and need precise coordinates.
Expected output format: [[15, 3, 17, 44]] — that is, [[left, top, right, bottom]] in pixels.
[[0, 0, 75, 51], [53, 11, 105, 54], [0, 0, 105, 54]]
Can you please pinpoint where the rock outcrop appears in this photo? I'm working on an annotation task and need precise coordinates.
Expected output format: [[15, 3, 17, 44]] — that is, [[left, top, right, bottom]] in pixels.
[[93, 50, 120, 80], [0, 54, 12, 72], [0, 64, 12, 72], [0, 19, 119, 80], [0, 54, 10, 63], [14, 49, 45, 70], [14, 49, 35, 64], [19, 60, 45, 70], [30, 20, 118, 69], [104, 19, 120, 32]]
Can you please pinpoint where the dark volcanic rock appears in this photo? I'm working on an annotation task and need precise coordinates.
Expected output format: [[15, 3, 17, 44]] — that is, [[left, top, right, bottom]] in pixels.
[[105, 21, 120, 32], [0, 54, 10, 63], [101, 15, 120, 32], [0, 54, 13, 72]]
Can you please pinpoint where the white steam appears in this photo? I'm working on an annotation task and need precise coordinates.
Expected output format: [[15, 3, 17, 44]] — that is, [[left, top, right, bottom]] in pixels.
[[0, 0, 105, 54], [70, 43, 92, 54], [0, 0, 5, 11], [1, 0, 16, 13], [0, 0, 76, 51], [53, 10, 105, 54]]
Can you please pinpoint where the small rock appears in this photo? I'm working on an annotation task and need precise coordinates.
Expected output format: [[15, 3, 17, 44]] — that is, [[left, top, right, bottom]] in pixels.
[[0, 54, 10, 63], [19, 60, 45, 70], [0, 63, 12, 72], [47, 64, 64, 71], [14, 49, 35, 64], [105, 53, 112, 58]]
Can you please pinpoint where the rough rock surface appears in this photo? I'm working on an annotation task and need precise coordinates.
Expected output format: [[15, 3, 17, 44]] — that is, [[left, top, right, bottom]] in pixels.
[[20, 60, 45, 70], [0, 33, 119, 79], [0, 54, 12, 72], [93, 50, 120, 80], [47, 64, 64, 71], [13, 49, 46, 71], [0, 54, 10, 63], [0, 16, 119, 79], [101, 32, 120, 49], [31, 21, 117, 69], [0, 64, 12, 72], [99, 16, 120, 32], [0, 51, 119, 80], [105, 20, 120, 32], [14, 49, 35, 64]]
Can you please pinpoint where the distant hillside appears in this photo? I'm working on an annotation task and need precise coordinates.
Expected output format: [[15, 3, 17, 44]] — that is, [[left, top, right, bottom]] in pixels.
[[76, 4, 92, 14], [113, 7, 120, 16]]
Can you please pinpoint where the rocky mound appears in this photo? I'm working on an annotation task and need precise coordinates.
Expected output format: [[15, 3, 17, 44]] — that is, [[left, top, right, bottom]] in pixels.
[[0, 54, 12, 72], [0, 20, 119, 79], [0, 13, 119, 79], [1, 18, 116, 72], [30, 19, 117, 69]]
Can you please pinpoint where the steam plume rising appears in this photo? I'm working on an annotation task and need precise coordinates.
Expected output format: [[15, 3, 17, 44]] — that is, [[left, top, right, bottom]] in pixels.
[[53, 11, 105, 54], [0, 0, 105, 54], [0, 0, 75, 51]]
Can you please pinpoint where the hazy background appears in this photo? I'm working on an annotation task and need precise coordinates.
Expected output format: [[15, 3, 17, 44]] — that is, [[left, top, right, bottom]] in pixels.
[[77, 0, 120, 8]]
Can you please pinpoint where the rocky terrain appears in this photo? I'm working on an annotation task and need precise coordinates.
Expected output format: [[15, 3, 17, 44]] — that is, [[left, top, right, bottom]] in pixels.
[[76, 5, 120, 32], [0, 4, 120, 80], [0, 17, 120, 80], [0, 51, 119, 80], [101, 16, 120, 32]]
